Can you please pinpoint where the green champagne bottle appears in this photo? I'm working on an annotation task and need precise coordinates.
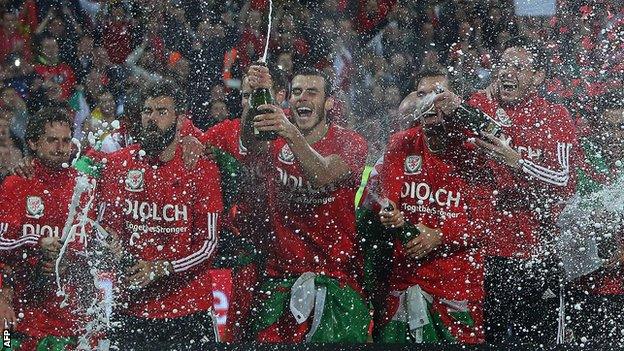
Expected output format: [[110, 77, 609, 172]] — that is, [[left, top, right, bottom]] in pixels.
[[73, 156, 103, 178], [455, 104, 503, 137], [384, 203, 420, 245], [248, 62, 278, 141]]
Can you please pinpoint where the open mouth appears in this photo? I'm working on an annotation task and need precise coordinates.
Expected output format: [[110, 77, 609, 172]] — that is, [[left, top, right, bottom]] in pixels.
[[423, 109, 437, 117], [500, 81, 518, 92], [296, 106, 313, 118]]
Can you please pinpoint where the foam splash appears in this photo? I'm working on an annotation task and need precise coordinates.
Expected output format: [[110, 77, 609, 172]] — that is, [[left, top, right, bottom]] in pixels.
[[260, 0, 273, 63]]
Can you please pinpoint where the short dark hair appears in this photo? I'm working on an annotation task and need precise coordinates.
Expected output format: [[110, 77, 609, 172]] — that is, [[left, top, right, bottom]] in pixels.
[[501, 36, 549, 73], [25, 106, 74, 146], [292, 67, 333, 98], [414, 65, 449, 89], [142, 80, 187, 114]]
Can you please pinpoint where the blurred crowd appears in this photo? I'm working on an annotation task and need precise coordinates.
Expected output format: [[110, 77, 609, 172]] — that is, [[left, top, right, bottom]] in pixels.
[[0, 0, 623, 176]]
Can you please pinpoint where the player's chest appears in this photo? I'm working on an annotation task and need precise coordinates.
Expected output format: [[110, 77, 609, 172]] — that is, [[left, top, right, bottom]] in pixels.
[[496, 109, 550, 162], [271, 143, 339, 196], [397, 152, 466, 210], [19, 184, 76, 239], [114, 167, 194, 217]]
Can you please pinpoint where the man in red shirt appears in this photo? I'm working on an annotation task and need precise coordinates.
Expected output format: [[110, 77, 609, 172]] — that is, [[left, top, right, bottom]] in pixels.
[[441, 37, 580, 344], [33, 35, 76, 101], [0, 107, 88, 350], [242, 65, 370, 343], [196, 71, 290, 342], [98, 81, 223, 350], [375, 67, 488, 344]]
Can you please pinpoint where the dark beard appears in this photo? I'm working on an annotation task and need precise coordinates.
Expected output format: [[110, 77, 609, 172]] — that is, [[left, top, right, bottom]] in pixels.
[[423, 123, 448, 154], [138, 122, 177, 157]]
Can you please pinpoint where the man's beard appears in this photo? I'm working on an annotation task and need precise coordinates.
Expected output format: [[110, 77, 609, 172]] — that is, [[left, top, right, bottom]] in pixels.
[[423, 123, 448, 154], [138, 121, 177, 157]]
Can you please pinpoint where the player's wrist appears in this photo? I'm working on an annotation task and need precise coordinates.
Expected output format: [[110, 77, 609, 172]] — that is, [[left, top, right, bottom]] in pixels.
[[157, 260, 172, 277], [286, 127, 305, 147]]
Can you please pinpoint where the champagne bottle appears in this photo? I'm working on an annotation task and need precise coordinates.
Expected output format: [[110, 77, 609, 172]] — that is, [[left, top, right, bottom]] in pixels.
[[247, 62, 278, 141], [73, 155, 103, 178], [384, 203, 420, 245], [455, 104, 503, 137]]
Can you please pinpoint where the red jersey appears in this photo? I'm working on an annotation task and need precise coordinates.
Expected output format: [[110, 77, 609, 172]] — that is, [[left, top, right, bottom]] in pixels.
[[467, 92, 579, 258], [198, 118, 246, 160], [260, 124, 368, 292], [0, 161, 87, 339], [98, 144, 223, 319], [380, 127, 487, 301]]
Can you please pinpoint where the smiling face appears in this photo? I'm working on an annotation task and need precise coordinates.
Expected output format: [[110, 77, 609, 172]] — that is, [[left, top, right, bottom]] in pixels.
[[289, 75, 332, 135], [28, 121, 73, 170], [496, 47, 544, 106]]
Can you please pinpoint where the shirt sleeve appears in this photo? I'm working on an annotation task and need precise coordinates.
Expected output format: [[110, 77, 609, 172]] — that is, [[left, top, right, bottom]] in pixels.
[[379, 133, 406, 205], [198, 119, 245, 159], [170, 160, 224, 273], [179, 117, 203, 139], [336, 130, 368, 183], [503, 105, 578, 218], [0, 178, 39, 262]]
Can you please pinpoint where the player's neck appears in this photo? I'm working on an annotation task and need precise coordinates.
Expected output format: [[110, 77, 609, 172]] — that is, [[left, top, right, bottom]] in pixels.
[[159, 133, 180, 163], [302, 121, 329, 145]]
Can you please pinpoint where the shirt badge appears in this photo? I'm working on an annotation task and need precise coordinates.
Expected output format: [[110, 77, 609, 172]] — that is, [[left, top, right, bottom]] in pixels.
[[125, 170, 145, 192], [496, 108, 512, 127], [404, 155, 422, 175], [26, 196, 45, 219], [278, 144, 295, 165]]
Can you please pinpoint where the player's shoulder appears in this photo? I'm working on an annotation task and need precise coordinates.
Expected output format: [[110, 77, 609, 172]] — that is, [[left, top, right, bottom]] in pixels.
[[100, 145, 141, 176], [387, 127, 422, 149], [467, 91, 491, 107], [542, 98, 571, 119], [190, 157, 221, 178], [107, 144, 140, 163], [0, 174, 28, 191], [331, 124, 364, 140], [330, 124, 367, 148]]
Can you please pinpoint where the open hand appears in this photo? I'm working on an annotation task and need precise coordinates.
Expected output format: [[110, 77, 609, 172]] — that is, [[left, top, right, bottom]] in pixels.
[[125, 260, 171, 289], [473, 132, 521, 169]]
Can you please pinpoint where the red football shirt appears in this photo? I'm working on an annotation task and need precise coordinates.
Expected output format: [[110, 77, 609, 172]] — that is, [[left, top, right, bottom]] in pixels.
[[259, 124, 368, 292], [466, 92, 579, 258], [98, 144, 223, 319], [380, 127, 487, 301], [0, 161, 88, 339]]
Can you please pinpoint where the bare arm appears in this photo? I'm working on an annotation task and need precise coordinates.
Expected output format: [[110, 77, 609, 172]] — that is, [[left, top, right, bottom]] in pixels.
[[253, 105, 353, 187]]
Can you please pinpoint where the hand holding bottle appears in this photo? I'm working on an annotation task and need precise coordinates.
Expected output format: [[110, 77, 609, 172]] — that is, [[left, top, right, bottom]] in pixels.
[[404, 223, 442, 260], [433, 89, 462, 116], [379, 199, 405, 229], [248, 64, 273, 90]]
